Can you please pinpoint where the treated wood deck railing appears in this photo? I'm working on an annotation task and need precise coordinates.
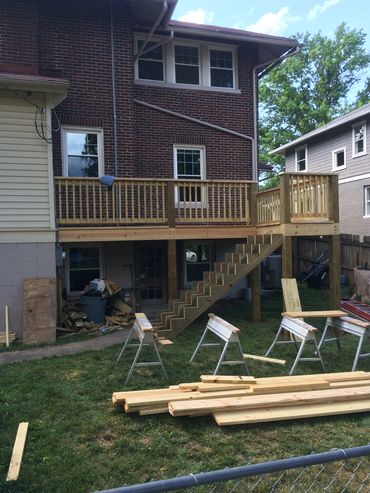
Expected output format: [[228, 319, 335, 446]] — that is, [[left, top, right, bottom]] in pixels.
[[55, 177, 255, 227], [256, 173, 338, 226]]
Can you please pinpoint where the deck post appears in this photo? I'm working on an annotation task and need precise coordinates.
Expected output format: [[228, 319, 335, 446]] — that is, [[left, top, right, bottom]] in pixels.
[[167, 181, 175, 228], [249, 265, 261, 323], [280, 173, 291, 224], [329, 234, 341, 309], [167, 240, 177, 301], [249, 182, 258, 226], [282, 235, 293, 279]]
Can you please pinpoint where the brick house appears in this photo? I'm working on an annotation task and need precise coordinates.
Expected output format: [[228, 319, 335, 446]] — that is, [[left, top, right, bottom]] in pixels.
[[0, 0, 341, 342]]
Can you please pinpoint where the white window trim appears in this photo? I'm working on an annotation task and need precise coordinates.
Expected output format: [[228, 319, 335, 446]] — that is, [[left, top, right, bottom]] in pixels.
[[332, 146, 346, 171], [183, 240, 212, 287], [173, 144, 206, 207], [171, 41, 201, 87], [364, 186, 370, 218], [136, 40, 165, 83], [65, 244, 104, 295], [295, 145, 308, 172], [352, 120, 367, 158], [61, 126, 104, 177], [134, 34, 238, 91], [208, 44, 237, 90]]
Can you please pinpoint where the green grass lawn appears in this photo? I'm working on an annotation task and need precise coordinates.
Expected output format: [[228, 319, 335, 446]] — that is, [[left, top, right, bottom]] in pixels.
[[0, 286, 369, 493]]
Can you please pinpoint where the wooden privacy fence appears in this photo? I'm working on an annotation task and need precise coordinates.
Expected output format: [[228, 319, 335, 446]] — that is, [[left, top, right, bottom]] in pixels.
[[55, 177, 254, 227], [295, 235, 370, 284]]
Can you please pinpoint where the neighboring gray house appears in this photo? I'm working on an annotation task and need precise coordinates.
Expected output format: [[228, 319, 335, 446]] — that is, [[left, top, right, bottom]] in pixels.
[[271, 103, 370, 238]]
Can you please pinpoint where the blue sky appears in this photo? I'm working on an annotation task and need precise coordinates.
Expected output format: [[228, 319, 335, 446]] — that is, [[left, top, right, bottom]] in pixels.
[[172, 0, 370, 50]]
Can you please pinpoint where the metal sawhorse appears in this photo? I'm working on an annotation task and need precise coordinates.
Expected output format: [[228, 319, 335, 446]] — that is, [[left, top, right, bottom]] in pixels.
[[265, 316, 326, 375], [190, 313, 250, 375], [319, 316, 370, 371], [117, 313, 168, 385]]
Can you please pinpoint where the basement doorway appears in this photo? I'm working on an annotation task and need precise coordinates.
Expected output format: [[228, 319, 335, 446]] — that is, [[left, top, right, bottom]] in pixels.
[[135, 242, 166, 307]]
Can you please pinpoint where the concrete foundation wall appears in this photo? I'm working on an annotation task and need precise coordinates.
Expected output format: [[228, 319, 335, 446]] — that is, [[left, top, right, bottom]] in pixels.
[[0, 242, 56, 339]]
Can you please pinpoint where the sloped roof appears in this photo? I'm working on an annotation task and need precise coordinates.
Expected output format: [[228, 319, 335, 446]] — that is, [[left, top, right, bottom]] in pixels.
[[271, 103, 370, 155]]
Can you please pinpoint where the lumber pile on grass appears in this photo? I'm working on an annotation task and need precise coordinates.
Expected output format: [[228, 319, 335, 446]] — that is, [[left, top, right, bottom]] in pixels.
[[112, 372, 370, 426]]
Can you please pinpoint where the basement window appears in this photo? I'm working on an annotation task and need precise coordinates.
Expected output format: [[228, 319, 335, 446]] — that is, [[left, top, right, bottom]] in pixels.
[[68, 246, 102, 293]]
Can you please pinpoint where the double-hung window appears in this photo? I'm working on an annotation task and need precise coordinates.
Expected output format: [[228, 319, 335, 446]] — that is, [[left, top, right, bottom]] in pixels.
[[364, 187, 370, 217], [210, 49, 234, 88], [137, 41, 164, 81], [332, 147, 346, 171], [174, 45, 200, 85], [174, 146, 205, 204], [353, 121, 366, 157], [68, 246, 102, 293], [62, 128, 103, 177], [295, 146, 307, 172]]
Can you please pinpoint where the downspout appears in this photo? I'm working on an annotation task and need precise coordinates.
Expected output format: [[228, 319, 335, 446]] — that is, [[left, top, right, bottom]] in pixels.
[[252, 45, 300, 182], [134, 1, 168, 61], [110, 0, 118, 178]]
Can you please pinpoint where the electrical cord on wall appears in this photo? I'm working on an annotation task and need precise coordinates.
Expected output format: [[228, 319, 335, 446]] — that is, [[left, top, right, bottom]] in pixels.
[[1, 83, 60, 143]]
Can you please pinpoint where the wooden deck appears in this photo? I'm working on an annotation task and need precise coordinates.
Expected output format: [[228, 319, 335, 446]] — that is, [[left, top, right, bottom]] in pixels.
[[55, 173, 339, 242]]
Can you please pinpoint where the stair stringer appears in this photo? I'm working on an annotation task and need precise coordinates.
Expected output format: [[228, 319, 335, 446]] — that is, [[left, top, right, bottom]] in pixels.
[[158, 234, 283, 336]]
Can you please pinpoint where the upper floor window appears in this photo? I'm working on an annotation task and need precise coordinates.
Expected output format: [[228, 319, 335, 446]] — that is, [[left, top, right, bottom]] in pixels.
[[353, 121, 366, 157], [364, 186, 370, 218], [135, 35, 238, 91], [174, 145, 205, 204], [62, 127, 104, 177], [210, 49, 234, 88], [175, 45, 199, 85], [137, 41, 164, 81], [295, 146, 307, 172], [332, 147, 346, 171]]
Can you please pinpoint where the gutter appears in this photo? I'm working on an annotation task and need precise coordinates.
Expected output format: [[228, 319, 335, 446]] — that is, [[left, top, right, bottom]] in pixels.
[[134, 1, 168, 61], [251, 45, 300, 181], [134, 99, 254, 143]]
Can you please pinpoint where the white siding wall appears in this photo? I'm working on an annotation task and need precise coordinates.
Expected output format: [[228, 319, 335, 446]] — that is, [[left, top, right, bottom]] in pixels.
[[0, 92, 53, 235]]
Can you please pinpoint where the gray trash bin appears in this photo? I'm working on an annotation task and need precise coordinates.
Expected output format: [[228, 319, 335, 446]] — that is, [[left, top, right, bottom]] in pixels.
[[80, 295, 107, 324]]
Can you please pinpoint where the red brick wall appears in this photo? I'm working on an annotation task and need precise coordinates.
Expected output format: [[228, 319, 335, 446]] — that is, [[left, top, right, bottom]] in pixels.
[[3, 0, 257, 180], [0, 0, 39, 74]]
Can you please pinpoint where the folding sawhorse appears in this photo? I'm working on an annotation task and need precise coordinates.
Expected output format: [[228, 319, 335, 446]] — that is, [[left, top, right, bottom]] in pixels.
[[319, 316, 370, 371], [190, 313, 250, 375], [265, 316, 326, 375], [117, 313, 168, 385]]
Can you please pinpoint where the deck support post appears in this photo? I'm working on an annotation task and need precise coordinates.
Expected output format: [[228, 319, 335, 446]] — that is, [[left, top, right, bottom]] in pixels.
[[167, 240, 177, 301], [249, 265, 261, 323], [329, 234, 341, 309], [282, 235, 293, 279]]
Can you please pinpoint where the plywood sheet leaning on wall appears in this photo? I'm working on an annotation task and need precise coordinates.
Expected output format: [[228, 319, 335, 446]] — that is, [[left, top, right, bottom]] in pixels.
[[23, 278, 56, 344]]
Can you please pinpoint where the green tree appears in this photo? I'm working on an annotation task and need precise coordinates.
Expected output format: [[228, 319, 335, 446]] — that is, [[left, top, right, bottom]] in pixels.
[[259, 23, 370, 188]]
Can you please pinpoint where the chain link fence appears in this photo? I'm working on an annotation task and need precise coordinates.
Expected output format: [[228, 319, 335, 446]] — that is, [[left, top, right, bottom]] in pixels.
[[95, 445, 370, 493]]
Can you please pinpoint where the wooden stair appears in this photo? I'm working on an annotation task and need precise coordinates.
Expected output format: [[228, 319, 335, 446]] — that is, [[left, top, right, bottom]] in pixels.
[[153, 234, 283, 336]]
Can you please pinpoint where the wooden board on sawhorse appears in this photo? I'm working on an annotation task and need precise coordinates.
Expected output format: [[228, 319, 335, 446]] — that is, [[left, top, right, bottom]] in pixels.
[[265, 317, 326, 375], [319, 316, 370, 371], [190, 313, 250, 375], [117, 313, 168, 385]]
